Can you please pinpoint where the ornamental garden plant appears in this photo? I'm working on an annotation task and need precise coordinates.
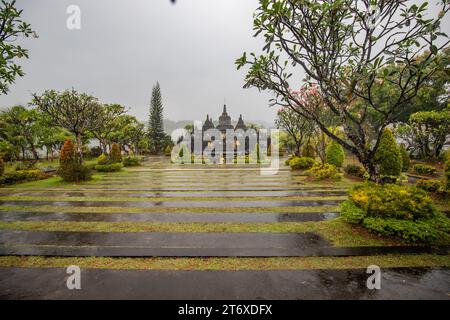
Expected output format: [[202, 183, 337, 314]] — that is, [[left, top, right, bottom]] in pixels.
[[95, 143, 124, 172]]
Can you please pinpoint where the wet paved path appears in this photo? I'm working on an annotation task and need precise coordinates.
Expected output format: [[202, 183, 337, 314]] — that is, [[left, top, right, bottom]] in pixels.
[[1, 159, 449, 299], [0, 267, 448, 299]]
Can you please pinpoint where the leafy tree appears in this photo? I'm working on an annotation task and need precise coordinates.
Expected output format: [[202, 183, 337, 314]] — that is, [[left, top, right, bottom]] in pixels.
[[147, 82, 166, 154], [31, 89, 103, 163], [397, 109, 450, 159], [0, 0, 36, 94], [326, 140, 345, 168], [275, 107, 313, 156], [374, 128, 402, 180], [1, 105, 41, 162], [236, 0, 449, 181], [90, 104, 126, 153]]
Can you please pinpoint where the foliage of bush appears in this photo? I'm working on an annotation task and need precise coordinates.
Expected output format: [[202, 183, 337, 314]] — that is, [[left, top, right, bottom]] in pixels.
[[0, 156, 4, 176], [90, 146, 103, 158], [413, 163, 437, 175], [164, 145, 172, 157], [374, 128, 402, 179], [307, 163, 340, 180], [95, 163, 123, 172], [110, 143, 122, 163], [123, 156, 140, 167], [301, 142, 315, 158], [416, 179, 442, 192], [344, 164, 366, 178], [0, 169, 42, 185], [348, 183, 437, 220], [399, 144, 410, 172], [445, 151, 450, 191], [58, 139, 91, 182], [285, 155, 296, 166], [289, 157, 315, 170], [326, 140, 345, 168], [341, 183, 449, 244], [15, 162, 35, 171], [97, 154, 109, 165]]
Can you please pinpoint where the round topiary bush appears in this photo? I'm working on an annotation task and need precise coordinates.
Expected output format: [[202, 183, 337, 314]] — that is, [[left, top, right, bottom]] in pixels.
[[344, 164, 366, 178], [123, 156, 140, 167], [326, 140, 345, 168], [413, 163, 436, 175], [301, 142, 315, 158], [95, 163, 123, 172], [289, 157, 315, 170], [399, 144, 410, 172], [110, 143, 122, 163], [341, 183, 449, 244], [374, 128, 402, 181]]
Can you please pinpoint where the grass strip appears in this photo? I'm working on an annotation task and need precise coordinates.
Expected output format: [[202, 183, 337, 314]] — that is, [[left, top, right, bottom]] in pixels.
[[0, 254, 448, 270], [0, 218, 403, 247]]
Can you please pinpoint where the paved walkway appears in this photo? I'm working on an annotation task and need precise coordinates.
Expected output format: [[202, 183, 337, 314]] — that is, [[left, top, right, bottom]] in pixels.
[[1, 267, 448, 299]]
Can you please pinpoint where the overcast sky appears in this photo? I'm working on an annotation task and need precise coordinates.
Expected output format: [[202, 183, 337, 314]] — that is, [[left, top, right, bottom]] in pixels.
[[0, 0, 276, 124], [0, 0, 449, 125]]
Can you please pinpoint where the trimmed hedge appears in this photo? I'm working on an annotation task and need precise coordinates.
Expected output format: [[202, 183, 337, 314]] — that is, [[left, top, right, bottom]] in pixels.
[[289, 157, 315, 170], [123, 156, 140, 167], [413, 163, 436, 175], [326, 141, 345, 168], [341, 183, 449, 244], [344, 164, 366, 178], [95, 163, 123, 172], [307, 163, 340, 180], [416, 179, 442, 192], [0, 169, 43, 185]]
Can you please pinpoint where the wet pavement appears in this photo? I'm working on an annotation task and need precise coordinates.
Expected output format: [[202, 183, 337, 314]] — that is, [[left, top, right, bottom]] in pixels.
[[0, 267, 448, 299], [0, 199, 343, 208], [0, 211, 340, 222], [0, 230, 448, 257]]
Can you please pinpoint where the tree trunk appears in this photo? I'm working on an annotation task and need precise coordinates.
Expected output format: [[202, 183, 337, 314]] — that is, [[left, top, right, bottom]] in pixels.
[[76, 134, 83, 164]]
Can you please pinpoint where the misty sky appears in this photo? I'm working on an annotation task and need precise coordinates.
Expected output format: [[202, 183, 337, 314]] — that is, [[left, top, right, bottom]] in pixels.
[[1, 0, 449, 125], [0, 0, 275, 124]]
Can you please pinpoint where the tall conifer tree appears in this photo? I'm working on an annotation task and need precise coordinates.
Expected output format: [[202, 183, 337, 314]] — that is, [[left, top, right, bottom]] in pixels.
[[147, 82, 165, 153]]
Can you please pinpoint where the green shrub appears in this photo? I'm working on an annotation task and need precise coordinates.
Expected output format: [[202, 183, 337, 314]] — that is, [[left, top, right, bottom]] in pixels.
[[123, 156, 140, 167], [58, 139, 92, 182], [164, 145, 172, 157], [0, 169, 42, 185], [445, 151, 450, 191], [341, 183, 449, 244], [110, 143, 122, 163], [307, 163, 340, 180], [344, 164, 366, 178], [0, 156, 4, 176], [97, 154, 110, 165], [285, 155, 296, 166], [374, 128, 402, 179], [58, 163, 92, 182], [301, 142, 315, 158], [416, 179, 442, 192], [289, 157, 315, 170], [413, 163, 437, 175], [362, 215, 449, 244], [95, 163, 123, 172], [326, 140, 345, 168], [15, 162, 35, 171], [340, 200, 365, 224], [399, 144, 410, 172], [349, 183, 437, 220]]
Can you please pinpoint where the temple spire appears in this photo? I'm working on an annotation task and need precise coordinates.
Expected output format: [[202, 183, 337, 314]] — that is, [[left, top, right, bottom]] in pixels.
[[223, 104, 227, 114]]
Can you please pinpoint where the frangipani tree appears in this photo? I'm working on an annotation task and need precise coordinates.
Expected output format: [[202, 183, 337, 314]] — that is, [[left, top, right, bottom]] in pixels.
[[236, 0, 450, 181]]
